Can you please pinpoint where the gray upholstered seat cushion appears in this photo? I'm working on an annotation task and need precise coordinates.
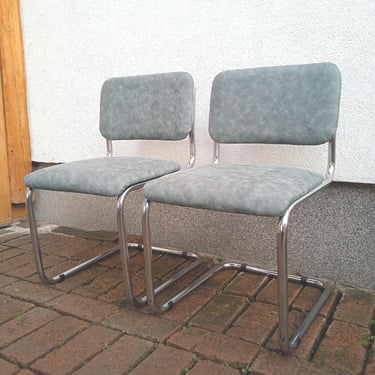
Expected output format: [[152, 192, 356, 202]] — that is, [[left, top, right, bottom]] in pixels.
[[144, 164, 324, 217], [24, 157, 180, 197]]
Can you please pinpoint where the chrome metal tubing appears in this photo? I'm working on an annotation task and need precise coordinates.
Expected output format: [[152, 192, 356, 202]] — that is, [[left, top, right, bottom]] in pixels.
[[118, 182, 201, 306], [325, 137, 336, 179], [156, 260, 330, 318], [127, 242, 202, 304], [142, 191, 332, 352], [143, 200, 156, 307], [142, 236, 332, 347], [26, 185, 202, 306], [213, 141, 220, 164], [26, 187, 120, 284], [277, 213, 290, 353], [128, 243, 199, 260], [117, 185, 137, 304], [158, 263, 224, 311], [106, 139, 113, 157], [289, 285, 332, 349], [141, 200, 204, 308], [141, 137, 336, 351], [187, 89, 196, 169], [136, 258, 202, 305]]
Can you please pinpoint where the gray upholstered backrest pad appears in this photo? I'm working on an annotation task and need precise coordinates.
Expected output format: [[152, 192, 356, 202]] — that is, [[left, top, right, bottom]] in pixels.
[[209, 63, 341, 145], [100, 72, 194, 140]]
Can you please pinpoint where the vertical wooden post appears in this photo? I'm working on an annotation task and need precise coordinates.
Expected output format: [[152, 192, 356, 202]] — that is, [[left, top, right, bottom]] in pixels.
[[0, 0, 31, 224], [0, 70, 12, 224]]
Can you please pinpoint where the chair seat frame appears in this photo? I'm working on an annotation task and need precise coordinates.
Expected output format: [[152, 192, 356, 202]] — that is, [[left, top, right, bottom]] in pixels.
[[26, 127, 202, 306], [141, 137, 336, 353]]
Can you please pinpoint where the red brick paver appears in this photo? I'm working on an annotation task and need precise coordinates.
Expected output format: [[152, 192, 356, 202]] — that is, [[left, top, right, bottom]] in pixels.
[[129, 345, 194, 375], [227, 301, 278, 345], [0, 226, 374, 375], [2, 316, 86, 365], [0, 357, 20, 375], [74, 334, 154, 375], [1, 280, 64, 303], [168, 326, 259, 367], [313, 320, 369, 374], [45, 293, 119, 322], [0, 294, 34, 323], [0, 307, 59, 348], [252, 349, 344, 375], [224, 272, 268, 299], [102, 307, 181, 342], [334, 288, 375, 327], [31, 325, 120, 375], [191, 293, 248, 332], [189, 359, 240, 374]]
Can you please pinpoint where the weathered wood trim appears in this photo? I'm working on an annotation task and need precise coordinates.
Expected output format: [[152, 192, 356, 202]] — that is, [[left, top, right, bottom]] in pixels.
[[0, 0, 31, 205], [0, 69, 12, 224]]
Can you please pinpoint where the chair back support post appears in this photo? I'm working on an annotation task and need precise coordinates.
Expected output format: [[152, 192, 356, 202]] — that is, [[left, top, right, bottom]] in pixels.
[[187, 88, 196, 168], [188, 129, 196, 168], [326, 136, 336, 179], [213, 141, 220, 164], [106, 139, 113, 157]]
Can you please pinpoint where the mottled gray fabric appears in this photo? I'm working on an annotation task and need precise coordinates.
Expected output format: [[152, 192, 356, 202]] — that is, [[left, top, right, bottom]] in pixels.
[[144, 164, 324, 217], [209, 63, 341, 145], [24, 157, 180, 197], [100, 72, 194, 141]]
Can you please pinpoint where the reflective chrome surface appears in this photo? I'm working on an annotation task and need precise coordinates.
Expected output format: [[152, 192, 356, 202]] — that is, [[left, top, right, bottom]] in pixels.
[[141, 136, 337, 353], [26, 187, 120, 284], [188, 89, 196, 169], [213, 141, 220, 164], [106, 139, 113, 157]]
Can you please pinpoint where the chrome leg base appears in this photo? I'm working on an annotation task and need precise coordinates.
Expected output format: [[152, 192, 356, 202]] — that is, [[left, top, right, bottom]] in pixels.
[[128, 242, 202, 305], [145, 256, 332, 351], [26, 187, 122, 284], [142, 199, 332, 353], [40, 246, 120, 284]]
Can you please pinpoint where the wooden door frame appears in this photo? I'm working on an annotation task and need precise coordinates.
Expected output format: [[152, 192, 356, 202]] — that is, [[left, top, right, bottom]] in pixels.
[[0, 0, 31, 226]]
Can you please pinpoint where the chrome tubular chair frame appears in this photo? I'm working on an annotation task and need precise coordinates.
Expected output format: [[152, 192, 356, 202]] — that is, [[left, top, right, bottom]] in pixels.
[[141, 64, 341, 353], [24, 72, 201, 306], [142, 137, 335, 352], [25, 128, 199, 304]]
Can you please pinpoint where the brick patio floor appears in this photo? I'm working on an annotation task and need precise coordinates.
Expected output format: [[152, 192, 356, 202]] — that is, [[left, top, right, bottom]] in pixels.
[[0, 223, 374, 375]]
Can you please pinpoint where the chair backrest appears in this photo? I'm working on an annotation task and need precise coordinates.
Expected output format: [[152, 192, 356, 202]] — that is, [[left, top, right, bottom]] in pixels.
[[209, 63, 341, 146], [100, 72, 194, 141]]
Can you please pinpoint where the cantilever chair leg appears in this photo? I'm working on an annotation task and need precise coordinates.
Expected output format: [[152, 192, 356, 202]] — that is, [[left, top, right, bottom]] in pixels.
[[24, 72, 198, 303], [117, 185, 140, 304], [276, 205, 334, 352], [26, 188, 120, 284], [117, 184, 202, 305], [142, 199, 332, 353], [26, 185, 202, 305], [277, 214, 290, 352]]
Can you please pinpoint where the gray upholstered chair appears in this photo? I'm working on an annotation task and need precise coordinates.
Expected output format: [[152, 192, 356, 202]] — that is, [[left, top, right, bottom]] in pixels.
[[24, 71, 197, 305], [141, 63, 341, 353]]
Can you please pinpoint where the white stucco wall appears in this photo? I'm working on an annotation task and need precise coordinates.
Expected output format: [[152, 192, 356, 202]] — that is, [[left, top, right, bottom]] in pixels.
[[21, 0, 375, 183]]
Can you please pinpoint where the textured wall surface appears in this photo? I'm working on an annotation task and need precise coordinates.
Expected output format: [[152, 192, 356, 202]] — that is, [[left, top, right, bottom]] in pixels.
[[21, 0, 375, 182]]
